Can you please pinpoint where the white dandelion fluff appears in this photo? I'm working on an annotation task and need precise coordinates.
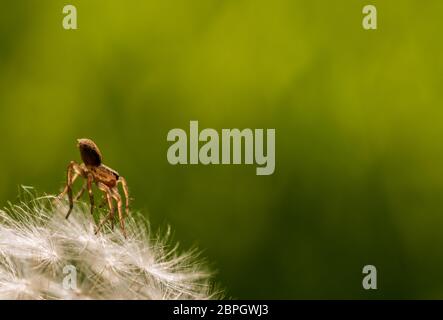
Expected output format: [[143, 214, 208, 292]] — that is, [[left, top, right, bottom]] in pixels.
[[0, 187, 220, 300]]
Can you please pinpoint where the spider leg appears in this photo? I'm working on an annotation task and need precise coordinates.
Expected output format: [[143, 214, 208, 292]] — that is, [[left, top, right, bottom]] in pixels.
[[58, 173, 77, 199], [111, 188, 127, 238], [74, 181, 87, 201], [95, 183, 115, 234], [59, 171, 80, 199], [60, 161, 83, 219], [87, 173, 95, 216], [118, 177, 130, 216], [100, 183, 115, 230], [65, 174, 76, 219]]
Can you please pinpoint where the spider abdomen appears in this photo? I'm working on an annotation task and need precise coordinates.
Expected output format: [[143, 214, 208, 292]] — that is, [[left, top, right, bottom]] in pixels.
[[78, 138, 102, 166]]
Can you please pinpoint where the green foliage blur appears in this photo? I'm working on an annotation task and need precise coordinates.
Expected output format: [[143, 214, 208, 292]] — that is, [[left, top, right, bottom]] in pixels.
[[1, 0, 443, 299]]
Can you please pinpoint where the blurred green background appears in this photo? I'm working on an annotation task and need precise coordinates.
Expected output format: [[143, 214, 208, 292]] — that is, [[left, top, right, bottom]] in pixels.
[[1, 0, 443, 299]]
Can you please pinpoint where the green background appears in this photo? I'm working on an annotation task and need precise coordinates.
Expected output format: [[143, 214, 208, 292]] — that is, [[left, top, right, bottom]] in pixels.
[[1, 0, 443, 299]]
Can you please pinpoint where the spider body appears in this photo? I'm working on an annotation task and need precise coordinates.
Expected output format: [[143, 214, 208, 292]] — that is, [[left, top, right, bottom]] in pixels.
[[91, 165, 120, 188], [59, 138, 130, 237]]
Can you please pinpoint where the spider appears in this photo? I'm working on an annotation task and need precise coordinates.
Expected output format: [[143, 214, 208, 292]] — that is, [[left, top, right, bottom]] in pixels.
[[58, 138, 130, 237]]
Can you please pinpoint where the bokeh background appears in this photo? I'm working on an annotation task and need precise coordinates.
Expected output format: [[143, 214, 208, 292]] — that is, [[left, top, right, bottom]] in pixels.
[[1, 0, 443, 299]]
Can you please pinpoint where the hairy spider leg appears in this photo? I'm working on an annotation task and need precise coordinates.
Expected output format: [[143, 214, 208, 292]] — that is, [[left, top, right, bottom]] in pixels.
[[87, 173, 95, 216], [118, 177, 130, 216], [59, 173, 77, 199], [74, 181, 87, 201], [95, 183, 115, 234], [111, 188, 127, 238], [60, 161, 84, 219]]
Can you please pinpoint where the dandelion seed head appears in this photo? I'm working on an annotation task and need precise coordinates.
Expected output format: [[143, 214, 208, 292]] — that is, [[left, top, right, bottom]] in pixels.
[[0, 188, 221, 300]]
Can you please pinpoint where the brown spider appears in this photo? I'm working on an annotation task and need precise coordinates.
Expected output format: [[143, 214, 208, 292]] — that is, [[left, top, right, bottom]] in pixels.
[[58, 138, 130, 238]]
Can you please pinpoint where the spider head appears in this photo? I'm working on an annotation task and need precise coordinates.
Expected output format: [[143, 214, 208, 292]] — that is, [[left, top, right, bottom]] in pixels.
[[77, 138, 102, 167]]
